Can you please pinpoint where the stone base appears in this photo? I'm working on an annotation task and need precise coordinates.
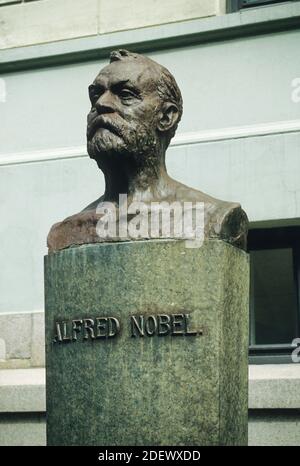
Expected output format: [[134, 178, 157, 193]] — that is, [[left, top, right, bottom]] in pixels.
[[45, 239, 249, 446]]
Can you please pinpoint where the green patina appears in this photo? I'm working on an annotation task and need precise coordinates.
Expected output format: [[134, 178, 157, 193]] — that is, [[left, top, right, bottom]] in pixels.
[[45, 239, 249, 446]]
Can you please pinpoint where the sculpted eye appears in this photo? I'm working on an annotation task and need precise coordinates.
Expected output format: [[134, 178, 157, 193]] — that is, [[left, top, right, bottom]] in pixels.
[[90, 92, 104, 106], [119, 89, 137, 100], [90, 95, 98, 106], [89, 85, 104, 106]]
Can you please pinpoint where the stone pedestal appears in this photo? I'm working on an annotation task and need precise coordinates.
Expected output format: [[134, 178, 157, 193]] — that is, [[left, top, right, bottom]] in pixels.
[[45, 239, 249, 446]]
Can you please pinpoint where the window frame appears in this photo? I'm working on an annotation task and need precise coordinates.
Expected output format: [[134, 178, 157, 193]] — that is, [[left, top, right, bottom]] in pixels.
[[248, 226, 300, 364], [227, 0, 296, 13]]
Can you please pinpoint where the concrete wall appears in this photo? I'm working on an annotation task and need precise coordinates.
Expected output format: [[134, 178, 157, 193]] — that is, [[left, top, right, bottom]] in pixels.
[[0, 312, 44, 369], [0, 0, 226, 49]]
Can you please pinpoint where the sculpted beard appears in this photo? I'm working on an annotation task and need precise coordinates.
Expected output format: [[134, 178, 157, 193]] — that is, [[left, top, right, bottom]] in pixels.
[[87, 115, 159, 163]]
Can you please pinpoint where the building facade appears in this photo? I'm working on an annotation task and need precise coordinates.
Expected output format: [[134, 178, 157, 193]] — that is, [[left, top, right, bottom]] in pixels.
[[0, 0, 300, 445]]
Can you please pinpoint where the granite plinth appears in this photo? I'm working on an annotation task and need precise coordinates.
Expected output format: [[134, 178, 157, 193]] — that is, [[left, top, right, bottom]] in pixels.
[[45, 239, 249, 446]]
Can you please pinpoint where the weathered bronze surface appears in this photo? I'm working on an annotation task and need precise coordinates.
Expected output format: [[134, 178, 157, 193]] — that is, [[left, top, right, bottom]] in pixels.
[[48, 50, 248, 252]]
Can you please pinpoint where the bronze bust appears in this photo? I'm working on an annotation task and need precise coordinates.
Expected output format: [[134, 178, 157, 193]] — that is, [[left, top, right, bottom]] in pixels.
[[48, 50, 248, 252]]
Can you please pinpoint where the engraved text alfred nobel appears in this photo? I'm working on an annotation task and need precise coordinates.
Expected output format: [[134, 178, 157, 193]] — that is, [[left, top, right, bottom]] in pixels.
[[53, 313, 202, 343]]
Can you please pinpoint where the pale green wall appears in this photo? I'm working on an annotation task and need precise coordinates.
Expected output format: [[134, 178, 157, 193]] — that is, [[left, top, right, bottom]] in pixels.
[[1, 30, 300, 154], [0, 27, 300, 314]]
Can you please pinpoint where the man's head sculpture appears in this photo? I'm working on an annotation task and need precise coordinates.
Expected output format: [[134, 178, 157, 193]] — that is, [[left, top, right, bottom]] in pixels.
[[47, 50, 248, 252], [87, 49, 182, 164]]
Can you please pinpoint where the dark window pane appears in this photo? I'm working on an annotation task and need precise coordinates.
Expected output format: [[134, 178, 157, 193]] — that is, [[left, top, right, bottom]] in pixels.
[[250, 248, 298, 345], [241, 0, 290, 7], [227, 0, 296, 12]]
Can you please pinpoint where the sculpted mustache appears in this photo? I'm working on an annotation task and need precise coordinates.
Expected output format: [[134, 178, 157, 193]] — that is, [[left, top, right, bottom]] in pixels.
[[87, 116, 124, 138]]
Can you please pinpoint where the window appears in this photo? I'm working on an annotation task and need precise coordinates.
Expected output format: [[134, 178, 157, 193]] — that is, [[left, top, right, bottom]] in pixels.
[[248, 227, 300, 363], [228, 0, 297, 13], [0, 0, 39, 7]]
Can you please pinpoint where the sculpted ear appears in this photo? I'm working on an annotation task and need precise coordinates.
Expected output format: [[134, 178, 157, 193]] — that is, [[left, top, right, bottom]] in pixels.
[[157, 102, 179, 133]]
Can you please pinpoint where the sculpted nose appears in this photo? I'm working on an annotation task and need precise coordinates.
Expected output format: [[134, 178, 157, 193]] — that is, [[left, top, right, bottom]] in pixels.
[[95, 91, 115, 114]]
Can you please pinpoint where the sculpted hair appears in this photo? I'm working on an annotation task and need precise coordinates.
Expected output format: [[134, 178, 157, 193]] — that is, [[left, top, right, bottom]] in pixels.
[[109, 49, 183, 145]]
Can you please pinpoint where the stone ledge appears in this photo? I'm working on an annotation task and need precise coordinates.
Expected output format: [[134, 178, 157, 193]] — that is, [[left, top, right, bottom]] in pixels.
[[1, 365, 300, 413], [248, 409, 300, 446], [249, 364, 300, 409], [0, 368, 45, 412]]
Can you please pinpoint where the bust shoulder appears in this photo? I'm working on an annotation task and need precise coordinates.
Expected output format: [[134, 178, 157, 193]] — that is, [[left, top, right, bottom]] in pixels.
[[172, 182, 248, 250], [209, 201, 248, 251]]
